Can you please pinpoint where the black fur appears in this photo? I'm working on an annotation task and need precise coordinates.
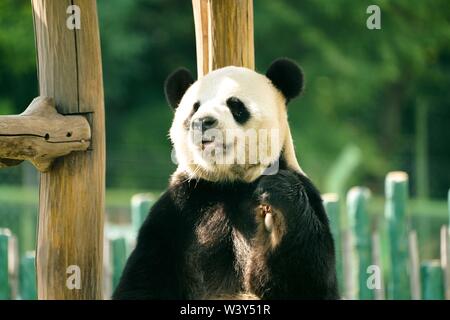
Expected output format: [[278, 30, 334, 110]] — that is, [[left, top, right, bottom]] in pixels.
[[226, 97, 251, 124], [112, 162, 339, 300], [164, 68, 195, 109], [266, 58, 304, 103]]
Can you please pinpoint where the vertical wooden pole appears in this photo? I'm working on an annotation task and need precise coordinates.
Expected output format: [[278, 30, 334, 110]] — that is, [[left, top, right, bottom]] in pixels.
[[385, 171, 411, 299], [32, 0, 105, 299], [347, 187, 373, 299], [192, 0, 254, 77]]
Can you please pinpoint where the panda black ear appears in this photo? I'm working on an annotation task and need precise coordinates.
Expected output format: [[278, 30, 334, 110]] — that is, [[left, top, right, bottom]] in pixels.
[[266, 58, 304, 103], [164, 68, 195, 109]]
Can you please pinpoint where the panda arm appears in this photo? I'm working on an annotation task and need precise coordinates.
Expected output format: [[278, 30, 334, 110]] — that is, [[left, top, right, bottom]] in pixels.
[[247, 169, 339, 299], [112, 190, 187, 299]]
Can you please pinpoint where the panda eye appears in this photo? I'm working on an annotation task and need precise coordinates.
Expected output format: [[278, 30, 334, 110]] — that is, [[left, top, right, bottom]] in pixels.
[[193, 101, 200, 112], [226, 97, 250, 124]]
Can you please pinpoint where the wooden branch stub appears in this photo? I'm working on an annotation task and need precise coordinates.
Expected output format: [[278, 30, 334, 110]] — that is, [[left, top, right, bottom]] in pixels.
[[0, 96, 91, 172]]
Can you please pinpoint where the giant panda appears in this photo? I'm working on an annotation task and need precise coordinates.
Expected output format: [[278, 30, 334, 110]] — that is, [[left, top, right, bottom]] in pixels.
[[112, 58, 339, 300]]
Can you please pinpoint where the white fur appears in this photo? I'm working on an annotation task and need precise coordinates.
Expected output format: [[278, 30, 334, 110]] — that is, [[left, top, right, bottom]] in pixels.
[[170, 66, 303, 183]]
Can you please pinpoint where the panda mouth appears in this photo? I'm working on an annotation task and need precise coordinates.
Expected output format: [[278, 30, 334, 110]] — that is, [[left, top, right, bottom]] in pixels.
[[201, 137, 215, 149]]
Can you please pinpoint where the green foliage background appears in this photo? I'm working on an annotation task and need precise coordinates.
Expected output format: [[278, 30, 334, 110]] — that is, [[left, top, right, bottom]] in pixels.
[[0, 0, 449, 198]]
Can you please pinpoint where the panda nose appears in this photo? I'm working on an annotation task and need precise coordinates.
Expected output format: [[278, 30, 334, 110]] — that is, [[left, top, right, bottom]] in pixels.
[[192, 116, 218, 132]]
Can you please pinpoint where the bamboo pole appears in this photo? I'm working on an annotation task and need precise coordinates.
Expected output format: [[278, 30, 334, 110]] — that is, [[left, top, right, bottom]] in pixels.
[[32, 0, 105, 299], [347, 187, 373, 300], [385, 171, 411, 299], [447, 189, 450, 299], [192, 0, 254, 77], [371, 231, 385, 299], [342, 230, 355, 299], [110, 237, 127, 292], [415, 101, 429, 199], [441, 224, 450, 300], [323, 193, 343, 294], [408, 230, 421, 299], [421, 260, 445, 300], [19, 252, 37, 300], [0, 229, 11, 299], [131, 194, 154, 235]]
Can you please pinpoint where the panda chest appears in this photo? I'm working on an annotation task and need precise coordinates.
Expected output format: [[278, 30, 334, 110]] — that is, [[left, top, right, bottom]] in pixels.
[[184, 203, 255, 297], [194, 205, 232, 247], [192, 202, 255, 251]]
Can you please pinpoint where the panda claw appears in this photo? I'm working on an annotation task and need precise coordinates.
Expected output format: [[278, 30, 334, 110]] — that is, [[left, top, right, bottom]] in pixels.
[[264, 213, 273, 232], [258, 204, 274, 232]]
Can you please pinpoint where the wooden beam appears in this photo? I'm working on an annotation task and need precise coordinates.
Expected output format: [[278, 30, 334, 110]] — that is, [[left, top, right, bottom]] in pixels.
[[0, 97, 90, 172], [32, 0, 105, 299], [192, 0, 254, 77]]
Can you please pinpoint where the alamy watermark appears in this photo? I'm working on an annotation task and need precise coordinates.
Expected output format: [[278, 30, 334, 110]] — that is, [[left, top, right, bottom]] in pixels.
[[66, 265, 81, 290], [172, 128, 281, 174], [366, 5, 381, 30], [66, 5, 81, 30]]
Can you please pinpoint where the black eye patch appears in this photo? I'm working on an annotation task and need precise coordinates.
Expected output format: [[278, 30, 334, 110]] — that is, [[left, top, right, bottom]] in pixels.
[[193, 101, 200, 112], [226, 97, 250, 124], [183, 101, 201, 129]]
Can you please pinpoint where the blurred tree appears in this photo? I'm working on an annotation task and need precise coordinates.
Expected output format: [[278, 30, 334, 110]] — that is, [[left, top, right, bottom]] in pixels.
[[0, 0, 448, 198]]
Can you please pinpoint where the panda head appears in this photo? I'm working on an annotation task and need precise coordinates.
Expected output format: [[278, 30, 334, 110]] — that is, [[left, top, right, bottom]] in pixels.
[[165, 58, 304, 183]]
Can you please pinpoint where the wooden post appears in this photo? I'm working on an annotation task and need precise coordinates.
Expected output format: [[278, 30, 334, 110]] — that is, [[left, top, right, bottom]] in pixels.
[[32, 0, 105, 299], [323, 193, 343, 293], [385, 172, 411, 299], [192, 0, 254, 77], [347, 187, 373, 300]]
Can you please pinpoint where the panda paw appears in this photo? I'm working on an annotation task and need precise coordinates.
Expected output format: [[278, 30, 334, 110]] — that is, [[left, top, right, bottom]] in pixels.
[[253, 170, 301, 248], [254, 169, 301, 212]]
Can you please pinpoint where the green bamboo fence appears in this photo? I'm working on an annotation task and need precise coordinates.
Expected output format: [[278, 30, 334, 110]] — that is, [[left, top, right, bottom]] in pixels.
[[385, 172, 411, 299]]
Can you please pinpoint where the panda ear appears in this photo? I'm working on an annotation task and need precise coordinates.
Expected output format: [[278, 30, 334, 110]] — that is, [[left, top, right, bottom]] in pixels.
[[164, 68, 195, 109], [266, 58, 304, 103]]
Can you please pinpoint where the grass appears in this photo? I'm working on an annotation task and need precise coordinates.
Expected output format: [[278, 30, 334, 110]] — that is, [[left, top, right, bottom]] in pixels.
[[0, 185, 160, 208]]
